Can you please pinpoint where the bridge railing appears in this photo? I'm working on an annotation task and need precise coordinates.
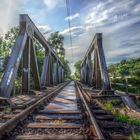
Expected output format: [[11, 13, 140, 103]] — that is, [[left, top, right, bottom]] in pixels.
[[80, 33, 111, 92], [0, 14, 64, 98]]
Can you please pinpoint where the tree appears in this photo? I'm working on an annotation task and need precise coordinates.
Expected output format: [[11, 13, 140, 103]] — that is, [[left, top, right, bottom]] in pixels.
[[74, 60, 82, 80], [48, 32, 65, 61], [0, 27, 19, 71], [33, 39, 45, 75], [47, 32, 71, 80], [63, 60, 71, 80], [4, 27, 19, 49], [108, 64, 116, 78]]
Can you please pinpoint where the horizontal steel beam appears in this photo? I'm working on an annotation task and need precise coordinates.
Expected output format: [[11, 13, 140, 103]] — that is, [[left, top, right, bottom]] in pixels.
[[20, 14, 63, 67], [81, 33, 101, 66]]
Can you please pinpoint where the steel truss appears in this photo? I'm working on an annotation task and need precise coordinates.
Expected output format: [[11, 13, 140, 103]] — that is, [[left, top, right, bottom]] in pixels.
[[80, 33, 111, 93], [0, 15, 64, 98]]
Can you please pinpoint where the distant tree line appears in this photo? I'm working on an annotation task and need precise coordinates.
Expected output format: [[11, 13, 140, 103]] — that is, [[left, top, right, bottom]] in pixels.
[[73, 60, 82, 80], [108, 58, 140, 78], [108, 58, 140, 94]]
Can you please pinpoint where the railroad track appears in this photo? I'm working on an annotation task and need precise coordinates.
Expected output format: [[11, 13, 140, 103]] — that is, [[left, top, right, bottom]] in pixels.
[[77, 82, 140, 140], [0, 81, 103, 140], [0, 82, 69, 139], [1, 81, 139, 140]]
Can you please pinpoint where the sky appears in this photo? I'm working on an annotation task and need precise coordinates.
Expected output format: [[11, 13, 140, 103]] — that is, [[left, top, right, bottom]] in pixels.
[[0, 0, 140, 74]]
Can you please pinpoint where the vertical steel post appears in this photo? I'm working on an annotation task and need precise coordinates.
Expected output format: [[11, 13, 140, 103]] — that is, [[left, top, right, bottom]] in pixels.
[[61, 68, 64, 83], [58, 64, 62, 84], [87, 54, 93, 86], [41, 55, 49, 87], [22, 37, 30, 93], [49, 54, 54, 86], [53, 61, 57, 85], [94, 49, 102, 89], [0, 31, 27, 97], [30, 39, 41, 90], [96, 34, 111, 90], [83, 63, 87, 83], [56, 60, 59, 84]]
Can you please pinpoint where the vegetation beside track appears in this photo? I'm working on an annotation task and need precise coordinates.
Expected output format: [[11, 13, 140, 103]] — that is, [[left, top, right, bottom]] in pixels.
[[73, 58, 140, 94], [104, 101, 140, 125], [108, 58, 140, 94], [129, 132, 140, 140]]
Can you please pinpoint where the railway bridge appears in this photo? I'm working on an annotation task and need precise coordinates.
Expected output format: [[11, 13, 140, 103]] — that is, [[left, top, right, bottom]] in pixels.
[[0, 15, 140, 140]]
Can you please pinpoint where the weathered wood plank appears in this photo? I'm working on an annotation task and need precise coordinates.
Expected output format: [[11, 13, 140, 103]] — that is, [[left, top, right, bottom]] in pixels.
[[34, 114, 82, 120], [109, 134, 129, 140], [16, 135, 87, 140], [27, 123, 83, 129], [38, 110, 81, 114]]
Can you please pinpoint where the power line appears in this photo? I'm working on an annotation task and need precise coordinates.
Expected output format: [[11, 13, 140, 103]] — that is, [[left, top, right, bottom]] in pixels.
[[65, 0, 74, 62]]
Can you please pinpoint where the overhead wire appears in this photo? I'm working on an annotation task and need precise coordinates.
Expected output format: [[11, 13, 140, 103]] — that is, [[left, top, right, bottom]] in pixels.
[[65, 0, 74, 62]]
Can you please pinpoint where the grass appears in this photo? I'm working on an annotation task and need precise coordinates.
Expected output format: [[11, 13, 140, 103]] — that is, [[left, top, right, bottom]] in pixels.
[[129, 132, 140, 140], [136, 100, 140, 108], [111, 83, 140, 95], [104, 101, 140, 125], [4, 106, 12, 113]]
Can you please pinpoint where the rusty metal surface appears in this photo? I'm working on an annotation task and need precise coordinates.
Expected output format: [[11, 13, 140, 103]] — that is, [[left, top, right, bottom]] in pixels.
[[80, 33, 111, 91], [75, 81, 105, 140], [20, 14, 63, 67], [0, 31, 27, 98], [0, 14, 64, 98]]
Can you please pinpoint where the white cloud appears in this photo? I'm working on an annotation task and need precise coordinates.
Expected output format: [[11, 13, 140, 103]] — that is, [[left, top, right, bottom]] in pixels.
[[43, 0, 64, 10], [63, 31, 93, 74], [65, 46, 79, 50], [133, 4, 140, 13], [83, 0, 136, 32], [106, 47, 140, 59], [37, 25, 52, 34], [60, 26, 84, 36], [0, 0, 22, 34], [108, 16, 140, 33], [64, 0, 140, 69], [37, 25, 52, 40], [65, 13, 80, 21]]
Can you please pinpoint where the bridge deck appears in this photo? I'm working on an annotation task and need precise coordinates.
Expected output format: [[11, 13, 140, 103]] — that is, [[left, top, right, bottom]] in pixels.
[[15, 81, 90, 140]]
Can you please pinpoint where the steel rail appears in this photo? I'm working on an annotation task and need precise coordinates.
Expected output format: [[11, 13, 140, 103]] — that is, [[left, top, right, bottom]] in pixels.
[[75, 81, 105, 140], [0, 82, 69, 138]]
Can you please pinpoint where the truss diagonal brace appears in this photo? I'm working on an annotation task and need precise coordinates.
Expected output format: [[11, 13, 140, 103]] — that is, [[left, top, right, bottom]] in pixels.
[[0, 32, 27, 98], [30, 39, 41, 90]]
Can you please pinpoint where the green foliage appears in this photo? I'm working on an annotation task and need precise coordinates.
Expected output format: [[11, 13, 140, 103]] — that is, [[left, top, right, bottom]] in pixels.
[[104, 101, 140, 125], [136, 100, 140, 108], [109, 58, 140, 94], [63, 60, 71, 80], [4, 106, 12, 113], [47, 32, 71, 80], [129, 132, 140, 140], [4, 27, 19, 48], [48, 32, 65, 61], [0, 27, 19, 71], [74, 60, 82, 80], [0, 27, 71, 91], [34, 40, 45, 75], [109, 58, 140, 78]]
